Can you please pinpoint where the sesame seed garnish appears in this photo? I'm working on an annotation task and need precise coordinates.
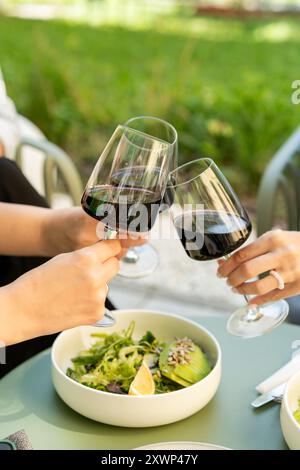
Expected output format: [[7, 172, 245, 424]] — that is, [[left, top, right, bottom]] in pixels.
[[167, 338, 195, 366]]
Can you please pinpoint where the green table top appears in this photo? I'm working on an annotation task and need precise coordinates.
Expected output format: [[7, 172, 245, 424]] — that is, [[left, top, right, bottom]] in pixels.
[[0, 316, 299, 450]]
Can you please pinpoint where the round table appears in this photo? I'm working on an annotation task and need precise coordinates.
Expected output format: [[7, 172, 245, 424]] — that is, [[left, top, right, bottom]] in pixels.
[[0, 316, 298, 450]]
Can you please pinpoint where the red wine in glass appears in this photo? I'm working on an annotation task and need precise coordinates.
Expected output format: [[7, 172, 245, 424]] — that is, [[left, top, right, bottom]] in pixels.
[[81, 167, 163, 233], [174, 210, 252, 261]]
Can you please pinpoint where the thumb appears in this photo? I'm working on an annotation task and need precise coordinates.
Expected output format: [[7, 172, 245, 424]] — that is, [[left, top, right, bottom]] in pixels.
[[78, 239, 121, 262]]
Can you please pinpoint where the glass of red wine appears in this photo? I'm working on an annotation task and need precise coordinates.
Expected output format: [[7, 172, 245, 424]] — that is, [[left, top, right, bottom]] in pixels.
[[81, 119, 176, 326], [167, 158, 289, 338], [120, 116, 178, 277]]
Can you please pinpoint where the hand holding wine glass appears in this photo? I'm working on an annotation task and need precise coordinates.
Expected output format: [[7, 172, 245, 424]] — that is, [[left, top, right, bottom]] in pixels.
[[167, 158, 289, 338], [217, 229, 300, 306], [0, 240, 121, 345]]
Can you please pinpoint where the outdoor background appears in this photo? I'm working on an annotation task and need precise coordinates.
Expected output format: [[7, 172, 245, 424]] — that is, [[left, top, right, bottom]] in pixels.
[[1, 0, 300, 198]]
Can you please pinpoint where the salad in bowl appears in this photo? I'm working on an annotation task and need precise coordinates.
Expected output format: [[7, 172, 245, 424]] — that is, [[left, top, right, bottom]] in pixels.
[[66, 321, 211, 396], [52, 309, 221, 427]]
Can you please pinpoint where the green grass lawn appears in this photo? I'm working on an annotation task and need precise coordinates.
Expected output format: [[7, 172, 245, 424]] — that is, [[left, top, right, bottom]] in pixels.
[[1, 15, 300, 194]]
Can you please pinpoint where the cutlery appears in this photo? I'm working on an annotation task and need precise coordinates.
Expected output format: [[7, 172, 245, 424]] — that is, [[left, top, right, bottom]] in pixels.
[[251, 382, 286, 408]]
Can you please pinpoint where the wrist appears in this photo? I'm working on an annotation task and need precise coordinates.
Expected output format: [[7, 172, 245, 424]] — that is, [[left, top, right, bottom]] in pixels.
[[42, 207, 104, 257], [1, 269, 46, 345], [41, 208, 71, 257], [0, 284, 25, 346]]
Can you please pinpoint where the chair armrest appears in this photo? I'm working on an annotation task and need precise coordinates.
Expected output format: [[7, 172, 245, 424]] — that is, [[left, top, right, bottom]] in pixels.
[[16, 137, 83, 206]]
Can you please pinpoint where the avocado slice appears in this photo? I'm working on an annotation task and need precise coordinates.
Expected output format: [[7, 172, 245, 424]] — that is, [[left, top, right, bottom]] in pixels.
[[159, 341, 211, 387]]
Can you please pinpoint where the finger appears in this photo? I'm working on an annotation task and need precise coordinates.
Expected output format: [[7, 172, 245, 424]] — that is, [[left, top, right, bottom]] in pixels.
[[80, 240, 121, 262], [101, 256, 120, 282], [92, 301, 105, 323], [98, 284, 109, 300], [232, 272, 285, 296], [248, 282, 298, 306], [226, 252, 282, 287], [95, 222, 106, 240], [217, 235, 272, 278], [117, 248, 128, 259], [95, 284, 109, 311], [121, 237, 147, 248], [117, 231, 148, 242]]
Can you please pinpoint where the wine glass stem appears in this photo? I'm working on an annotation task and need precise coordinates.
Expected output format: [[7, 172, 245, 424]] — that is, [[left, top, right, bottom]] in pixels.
[[103, 227, 140, 264], [122, 247, 139, 264], [223, 255, 262, 322], [242, 294, 262, 322], [91, 226, 118, 327], [103, 227, 118, 240]]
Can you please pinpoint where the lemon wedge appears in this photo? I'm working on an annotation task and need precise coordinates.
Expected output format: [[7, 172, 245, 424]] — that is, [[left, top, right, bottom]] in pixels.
[[128, 361, 155, 396]]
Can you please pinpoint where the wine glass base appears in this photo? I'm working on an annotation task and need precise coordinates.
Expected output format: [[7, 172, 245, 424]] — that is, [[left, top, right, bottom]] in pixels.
[[93, 310, 116, 327], [226, 299, 289, 338], [118, 244, 159, 278]]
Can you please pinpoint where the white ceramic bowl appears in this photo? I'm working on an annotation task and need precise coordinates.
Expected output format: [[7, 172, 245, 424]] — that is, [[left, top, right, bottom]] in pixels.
[[280, 370, 300, 449], [52, 309, 222, 428]]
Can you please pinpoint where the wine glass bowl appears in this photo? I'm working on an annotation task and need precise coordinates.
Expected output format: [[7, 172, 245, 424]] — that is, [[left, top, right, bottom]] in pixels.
[[168, 158, 252, 262], [81, 127, 170, 234], [119, 116, 178, 277], [167, 157, 288, 338]]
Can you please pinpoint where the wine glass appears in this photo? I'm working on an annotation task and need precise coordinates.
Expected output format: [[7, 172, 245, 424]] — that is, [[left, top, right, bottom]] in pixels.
[[121, 116, 178, 278], [167, 158, 289, 338], [81, 122, 175, 326]]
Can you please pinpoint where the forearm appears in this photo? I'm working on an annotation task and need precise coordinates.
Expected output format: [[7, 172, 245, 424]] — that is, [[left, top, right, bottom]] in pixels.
[[0, 203, 97, 258], [0, 203, 50, 256], [0, 203, 79, 257]]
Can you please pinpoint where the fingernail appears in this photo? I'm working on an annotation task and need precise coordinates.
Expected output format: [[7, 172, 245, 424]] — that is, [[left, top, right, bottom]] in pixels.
[[248, 303, 257, 309], [232, 287, 239, 293], [226, 278, 231, 285], [217, 272, 223, 278]]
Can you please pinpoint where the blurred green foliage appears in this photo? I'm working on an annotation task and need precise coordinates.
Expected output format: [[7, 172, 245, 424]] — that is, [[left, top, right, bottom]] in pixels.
[[0, 16, 299, 193]]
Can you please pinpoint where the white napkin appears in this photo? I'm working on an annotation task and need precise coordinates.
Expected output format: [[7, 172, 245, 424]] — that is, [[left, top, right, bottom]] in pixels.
[[256, 352, 300, 394]]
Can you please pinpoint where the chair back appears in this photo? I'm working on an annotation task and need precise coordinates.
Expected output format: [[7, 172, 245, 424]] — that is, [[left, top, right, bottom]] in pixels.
[[257, 126, 300, 236]]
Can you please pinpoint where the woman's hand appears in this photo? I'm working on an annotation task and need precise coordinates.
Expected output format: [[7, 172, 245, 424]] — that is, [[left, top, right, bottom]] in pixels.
[[43, 207, 146, 257], [0, 240, 121, 345], [217, 230, 300, 306]]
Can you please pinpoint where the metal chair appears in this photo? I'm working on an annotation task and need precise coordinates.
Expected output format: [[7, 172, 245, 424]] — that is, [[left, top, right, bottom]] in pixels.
[[15, 136, 83, 207], [257, 126, 300, 236], [2, 66, 83, 207], [257, 126, 300, 324]]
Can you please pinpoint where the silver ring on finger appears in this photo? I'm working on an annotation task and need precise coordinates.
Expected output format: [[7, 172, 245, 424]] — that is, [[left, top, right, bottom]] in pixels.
[[269, 270, 285, 290]]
